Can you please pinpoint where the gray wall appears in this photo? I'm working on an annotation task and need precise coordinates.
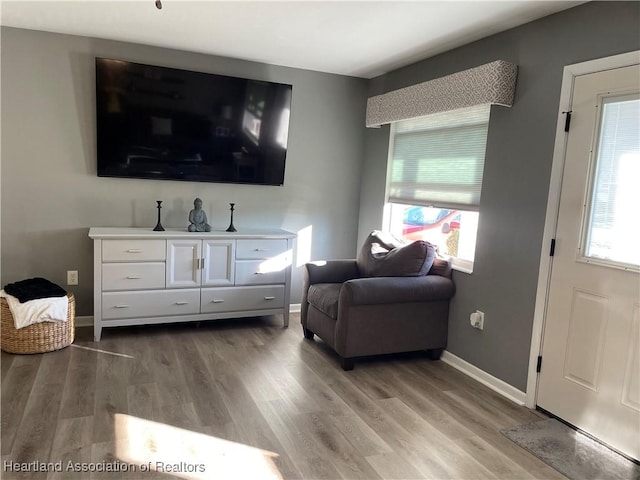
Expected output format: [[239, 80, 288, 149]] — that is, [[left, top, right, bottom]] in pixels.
[[1, 27, 368, 315], [359, 1, 640, 391]]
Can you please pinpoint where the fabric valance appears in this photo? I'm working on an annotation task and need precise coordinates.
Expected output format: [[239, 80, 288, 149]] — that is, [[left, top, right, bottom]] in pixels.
[[366, 60, 518, 127]]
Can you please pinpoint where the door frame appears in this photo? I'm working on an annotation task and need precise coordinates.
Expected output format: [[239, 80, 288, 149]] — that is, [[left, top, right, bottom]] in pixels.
[[525, 50, 640, 409]]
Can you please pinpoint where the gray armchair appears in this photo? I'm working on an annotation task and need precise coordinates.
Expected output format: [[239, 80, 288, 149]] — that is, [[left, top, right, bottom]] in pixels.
[[301, 231, 456, 370]]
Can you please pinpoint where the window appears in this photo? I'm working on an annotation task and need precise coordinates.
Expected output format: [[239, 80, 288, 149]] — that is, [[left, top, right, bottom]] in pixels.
[[582, 93, 639, 270], [384, 105, 491, 273]]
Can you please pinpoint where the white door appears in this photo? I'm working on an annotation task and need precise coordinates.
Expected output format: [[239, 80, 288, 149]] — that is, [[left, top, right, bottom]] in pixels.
[[537, 64, 640, 460], [166, 239, 202, 288], [202, 240, 235, 286]]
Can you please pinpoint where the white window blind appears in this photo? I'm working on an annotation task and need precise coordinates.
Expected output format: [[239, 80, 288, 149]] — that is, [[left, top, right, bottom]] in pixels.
[[387, 104, 491, 211], [584, 94, 640, 267]]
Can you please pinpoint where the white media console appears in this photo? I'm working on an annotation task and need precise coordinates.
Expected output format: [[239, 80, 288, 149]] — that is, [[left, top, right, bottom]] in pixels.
[[89, 227, 296, 341]]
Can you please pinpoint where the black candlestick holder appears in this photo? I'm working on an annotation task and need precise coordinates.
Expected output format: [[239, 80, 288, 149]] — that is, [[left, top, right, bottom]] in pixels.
[[226, 203, 237, 232], [153, 200, 165, 231]]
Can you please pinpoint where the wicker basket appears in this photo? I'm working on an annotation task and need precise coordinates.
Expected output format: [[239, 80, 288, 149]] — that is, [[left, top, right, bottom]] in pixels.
[[1, 293, 75, 354]]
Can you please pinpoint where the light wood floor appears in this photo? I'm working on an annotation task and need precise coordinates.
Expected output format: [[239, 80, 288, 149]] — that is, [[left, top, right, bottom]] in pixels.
[[1, 314, 566, 480]]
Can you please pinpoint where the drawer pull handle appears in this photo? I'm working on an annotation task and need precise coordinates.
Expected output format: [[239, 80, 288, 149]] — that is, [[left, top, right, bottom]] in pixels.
[[175, 301, 189, 305], [254, 248, 268, 252], [254, 272, 265, 275], [126, 249, 142, 253], [114, 305, 129, 309], [211, 299, 225, 303], [264, 296, 276, 300], [126, 276, 142, 279]]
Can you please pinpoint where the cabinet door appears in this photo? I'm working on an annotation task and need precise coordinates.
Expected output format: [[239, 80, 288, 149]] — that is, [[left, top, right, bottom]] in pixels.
[[202, 240, 235, 287], [166, 239, 201, 288]]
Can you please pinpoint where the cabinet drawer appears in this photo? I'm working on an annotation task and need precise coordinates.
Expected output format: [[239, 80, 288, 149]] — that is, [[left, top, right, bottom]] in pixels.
[[102, 263, 165, 291], [201, 286, 285, 314], [103, 240, 166, 262], [235, 260, 286, 285], [102, 289, 200, 319], [236, 239, 288, 260]]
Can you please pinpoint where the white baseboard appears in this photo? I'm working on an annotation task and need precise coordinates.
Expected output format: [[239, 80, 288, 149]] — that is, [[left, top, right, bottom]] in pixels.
[[440, 350, 526, 406], [289, 303, 301, 313]]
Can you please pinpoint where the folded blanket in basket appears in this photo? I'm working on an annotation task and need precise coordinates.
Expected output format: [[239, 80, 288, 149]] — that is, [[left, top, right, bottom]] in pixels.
[[4, 277, 67, 303], [0, 290, 69, 329]]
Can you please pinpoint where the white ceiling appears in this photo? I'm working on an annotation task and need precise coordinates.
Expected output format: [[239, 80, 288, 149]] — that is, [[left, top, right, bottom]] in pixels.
[[0, 1, 583, 78]]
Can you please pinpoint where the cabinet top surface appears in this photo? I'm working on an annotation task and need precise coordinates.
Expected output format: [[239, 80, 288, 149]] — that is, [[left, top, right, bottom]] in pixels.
[[89, 227, 296, 240]]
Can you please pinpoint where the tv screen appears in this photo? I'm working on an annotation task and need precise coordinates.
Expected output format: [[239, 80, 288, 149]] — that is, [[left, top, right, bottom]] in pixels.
[[95, 58, 292, 186]]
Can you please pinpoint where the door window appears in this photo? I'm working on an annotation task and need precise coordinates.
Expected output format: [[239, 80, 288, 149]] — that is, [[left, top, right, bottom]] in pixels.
[[582, 93, 640, 270]]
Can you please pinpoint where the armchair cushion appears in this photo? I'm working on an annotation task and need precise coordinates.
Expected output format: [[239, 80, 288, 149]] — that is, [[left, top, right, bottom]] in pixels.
[[357, 231, 435, 277]]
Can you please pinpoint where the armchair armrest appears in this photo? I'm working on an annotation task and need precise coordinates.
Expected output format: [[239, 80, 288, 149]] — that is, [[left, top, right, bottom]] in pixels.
[[301, 260, 360, 327], [340, 275, 455, 306], [304, 260, 360, 285]]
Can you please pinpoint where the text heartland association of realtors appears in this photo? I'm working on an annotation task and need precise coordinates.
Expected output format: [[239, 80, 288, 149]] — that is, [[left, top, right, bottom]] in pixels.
[[3, 460, 205, 474]]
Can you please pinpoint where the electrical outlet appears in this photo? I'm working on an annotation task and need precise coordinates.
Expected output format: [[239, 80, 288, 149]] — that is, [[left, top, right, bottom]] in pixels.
[[470, 310, 484, 330], [67, 270, 78, 286]]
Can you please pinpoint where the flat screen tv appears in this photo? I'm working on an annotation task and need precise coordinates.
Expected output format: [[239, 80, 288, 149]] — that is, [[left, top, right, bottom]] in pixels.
[[96, 58, 292, 186]]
